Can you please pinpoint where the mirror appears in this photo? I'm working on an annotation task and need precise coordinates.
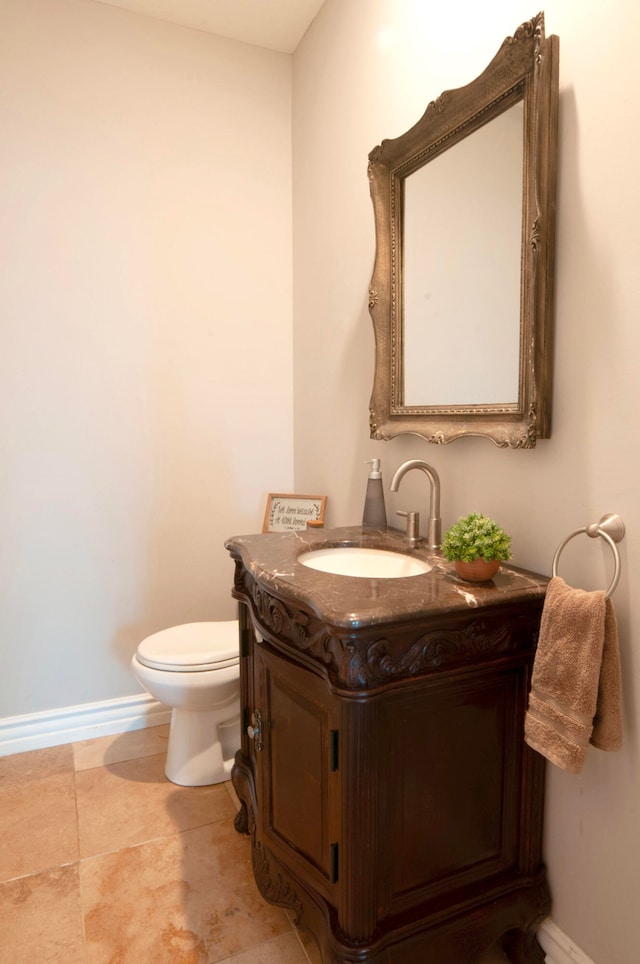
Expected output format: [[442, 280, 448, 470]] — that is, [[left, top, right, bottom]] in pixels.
[[368, 13, 559, 448]]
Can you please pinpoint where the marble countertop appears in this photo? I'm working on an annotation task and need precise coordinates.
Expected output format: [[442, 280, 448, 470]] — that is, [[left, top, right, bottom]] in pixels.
[[225, 525, 549, 630]]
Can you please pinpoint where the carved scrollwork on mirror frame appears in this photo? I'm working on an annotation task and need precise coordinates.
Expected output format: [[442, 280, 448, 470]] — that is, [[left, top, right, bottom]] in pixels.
[[367, 13, 559, 448]]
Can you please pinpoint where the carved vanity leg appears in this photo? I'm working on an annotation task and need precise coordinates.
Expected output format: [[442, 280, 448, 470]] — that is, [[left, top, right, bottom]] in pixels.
[[230, 754, 254, 836], [503, 927, 546, 964], [233, 800, 249, 835]]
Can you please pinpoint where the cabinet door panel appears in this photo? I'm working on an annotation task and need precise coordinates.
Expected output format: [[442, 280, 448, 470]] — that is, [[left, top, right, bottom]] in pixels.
[[255, 645, 337, 885], [383, 669, 522, 909]]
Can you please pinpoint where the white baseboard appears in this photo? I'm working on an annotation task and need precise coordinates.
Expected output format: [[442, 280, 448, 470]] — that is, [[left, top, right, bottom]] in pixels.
[[539, 919, 598, 964], [0, 693, 171, 756]]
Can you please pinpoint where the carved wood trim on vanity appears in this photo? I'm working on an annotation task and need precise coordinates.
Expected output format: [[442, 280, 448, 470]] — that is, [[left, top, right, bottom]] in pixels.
[[232, 556, 540, 690], [253, 840, 304, 924]]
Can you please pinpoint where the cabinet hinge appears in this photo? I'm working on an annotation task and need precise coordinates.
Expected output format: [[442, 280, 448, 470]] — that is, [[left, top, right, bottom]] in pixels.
[[330, 842, 339, 883], [239, 622, 249, 658], [329, 729, 339, 771]]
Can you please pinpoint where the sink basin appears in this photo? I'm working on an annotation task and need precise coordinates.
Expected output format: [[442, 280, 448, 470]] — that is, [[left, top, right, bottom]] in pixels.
[[298, 546, 430, 579]]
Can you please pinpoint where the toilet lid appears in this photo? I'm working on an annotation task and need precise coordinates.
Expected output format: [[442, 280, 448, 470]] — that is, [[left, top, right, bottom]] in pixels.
[[136, 621, 239, 672]]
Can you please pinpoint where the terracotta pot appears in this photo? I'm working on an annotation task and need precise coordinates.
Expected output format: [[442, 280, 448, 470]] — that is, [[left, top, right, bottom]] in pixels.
[[454, 558, 500, 582]]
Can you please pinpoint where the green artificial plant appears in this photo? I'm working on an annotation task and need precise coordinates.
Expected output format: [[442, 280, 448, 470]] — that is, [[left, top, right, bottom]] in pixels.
[[441, 512, 512, 563]]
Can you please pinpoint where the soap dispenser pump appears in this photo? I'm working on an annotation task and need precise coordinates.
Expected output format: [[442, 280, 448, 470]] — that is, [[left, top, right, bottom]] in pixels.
[[362, 458, 387, 528]]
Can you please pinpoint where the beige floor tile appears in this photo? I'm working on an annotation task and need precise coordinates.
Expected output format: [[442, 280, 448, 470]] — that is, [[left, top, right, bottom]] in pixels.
[[81, 820, 292, 964], [0, 743, 74, 789], [222, 932, 309, 962], [293, 922, 322, 964], [0, 771, 79, 881], [225, 779, 241, 812], [0, 863, 84, 963], [73, 724, 170, 771], [75, 751, 235, 858]]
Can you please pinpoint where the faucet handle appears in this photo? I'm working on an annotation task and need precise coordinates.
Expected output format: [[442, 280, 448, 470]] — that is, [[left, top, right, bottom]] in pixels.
[[397, 510, 420, 545]]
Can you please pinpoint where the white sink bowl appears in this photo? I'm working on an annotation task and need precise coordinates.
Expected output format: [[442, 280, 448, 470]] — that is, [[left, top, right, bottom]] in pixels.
[[298, 546, 430, 579]]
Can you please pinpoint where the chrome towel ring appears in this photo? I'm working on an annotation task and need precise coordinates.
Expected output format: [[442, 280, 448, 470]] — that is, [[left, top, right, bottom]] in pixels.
[[552, 513, 626, 599]]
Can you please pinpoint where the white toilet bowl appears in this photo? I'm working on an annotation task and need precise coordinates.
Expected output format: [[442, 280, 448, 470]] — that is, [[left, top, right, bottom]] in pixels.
[[131, 620, 241, 787]]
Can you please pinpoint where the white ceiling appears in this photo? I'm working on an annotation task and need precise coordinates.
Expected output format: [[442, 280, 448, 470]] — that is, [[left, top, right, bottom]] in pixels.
[[93, 0, 327, 53]]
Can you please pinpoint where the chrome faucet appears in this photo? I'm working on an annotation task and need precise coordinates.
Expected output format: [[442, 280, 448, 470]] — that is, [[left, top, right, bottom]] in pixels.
[[389, 460, 442, 549]]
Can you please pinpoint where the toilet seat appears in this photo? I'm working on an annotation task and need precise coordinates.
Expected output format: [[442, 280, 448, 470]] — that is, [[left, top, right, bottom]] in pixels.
[[136, 620, 239, 673]]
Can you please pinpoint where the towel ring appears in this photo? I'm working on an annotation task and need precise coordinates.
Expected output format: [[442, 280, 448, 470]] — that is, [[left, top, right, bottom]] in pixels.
[[552, 513, 625, 599]]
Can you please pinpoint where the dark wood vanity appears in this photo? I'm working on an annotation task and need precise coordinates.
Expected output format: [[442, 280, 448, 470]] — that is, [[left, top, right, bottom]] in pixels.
[[226, 526, 550, 963]]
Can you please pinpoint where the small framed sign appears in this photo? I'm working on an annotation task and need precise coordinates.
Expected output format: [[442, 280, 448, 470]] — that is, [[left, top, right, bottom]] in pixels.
[[263, 493, 327, 533]]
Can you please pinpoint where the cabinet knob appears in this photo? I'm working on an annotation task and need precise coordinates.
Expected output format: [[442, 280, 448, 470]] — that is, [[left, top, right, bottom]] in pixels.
[[247, 709, 263, 751]]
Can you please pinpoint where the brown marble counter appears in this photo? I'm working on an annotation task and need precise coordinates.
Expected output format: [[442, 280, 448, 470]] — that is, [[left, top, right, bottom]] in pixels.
[[225, 525, 549, 630]]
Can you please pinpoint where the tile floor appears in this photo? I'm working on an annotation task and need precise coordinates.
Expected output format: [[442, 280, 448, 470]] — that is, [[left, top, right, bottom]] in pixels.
[[0, 725, 512, 963], [0, 725, 319, 964]]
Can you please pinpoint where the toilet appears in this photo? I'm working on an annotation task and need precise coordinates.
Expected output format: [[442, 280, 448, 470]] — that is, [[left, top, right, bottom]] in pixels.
[[131, 620, 241, 787]]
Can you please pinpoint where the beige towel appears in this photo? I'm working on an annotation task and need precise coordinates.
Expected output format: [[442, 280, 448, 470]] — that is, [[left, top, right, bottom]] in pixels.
[[524, 576, 622, 774]]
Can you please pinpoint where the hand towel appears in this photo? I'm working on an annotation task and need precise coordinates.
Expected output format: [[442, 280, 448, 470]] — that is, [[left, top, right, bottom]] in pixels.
[[524, 576, 622, 773]]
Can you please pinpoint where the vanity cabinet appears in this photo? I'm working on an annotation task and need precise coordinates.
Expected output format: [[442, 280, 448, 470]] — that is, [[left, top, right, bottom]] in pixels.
[[226, 527, 550, 964]]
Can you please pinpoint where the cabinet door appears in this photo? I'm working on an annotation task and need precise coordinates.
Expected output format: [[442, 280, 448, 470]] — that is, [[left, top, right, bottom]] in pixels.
[[378, 665, 527, 918], [253, 642, 340, 896]]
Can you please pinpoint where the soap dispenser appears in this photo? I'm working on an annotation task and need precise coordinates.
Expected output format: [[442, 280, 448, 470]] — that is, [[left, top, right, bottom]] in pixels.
[[362, 458, 387, 528]]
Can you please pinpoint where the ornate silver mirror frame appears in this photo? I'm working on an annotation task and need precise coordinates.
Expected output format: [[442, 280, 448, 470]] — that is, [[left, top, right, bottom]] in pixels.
[[367, 13, 559, 448]]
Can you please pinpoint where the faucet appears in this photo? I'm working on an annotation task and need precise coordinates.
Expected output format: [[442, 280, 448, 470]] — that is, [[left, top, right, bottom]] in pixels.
[[389, 460, 442, 550]]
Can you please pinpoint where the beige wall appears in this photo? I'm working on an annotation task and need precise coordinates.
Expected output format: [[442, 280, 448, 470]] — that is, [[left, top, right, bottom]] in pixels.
[[0, 0, 293, 713], [293, 1, 640, 962]]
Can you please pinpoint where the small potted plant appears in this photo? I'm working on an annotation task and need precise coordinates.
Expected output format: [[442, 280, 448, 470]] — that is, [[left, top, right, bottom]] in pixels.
[[441, 512, 512, 582]]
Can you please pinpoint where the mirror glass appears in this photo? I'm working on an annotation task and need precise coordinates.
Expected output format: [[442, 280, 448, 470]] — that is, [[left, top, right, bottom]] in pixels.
[[404, 102, 523, 407], [368, 14, 559, 447]]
